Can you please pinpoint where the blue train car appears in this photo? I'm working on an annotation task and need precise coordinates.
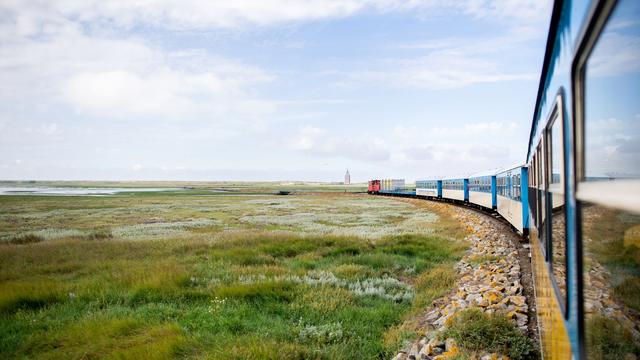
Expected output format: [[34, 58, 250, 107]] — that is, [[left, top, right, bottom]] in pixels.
[[526, 0, 640, 358], [415, 179, 439, 198], [370, 1, 640, 357], [468, 172, 497, 210], [379, 189, 416, 197], [441, 178, 465, 202], [496, 165, 528, 234]]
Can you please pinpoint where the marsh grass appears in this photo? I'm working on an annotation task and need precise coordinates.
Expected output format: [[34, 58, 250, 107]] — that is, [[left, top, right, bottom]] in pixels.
[[6, 233, 44, 245], [22, 317, 188, 359], [381, 263, 460, 350], [0, 193, 467, 359], [468, 254, 501, 265], [586, 315, 639, 359], [441, 308, 536, 360], [582, 207, 640, 360]]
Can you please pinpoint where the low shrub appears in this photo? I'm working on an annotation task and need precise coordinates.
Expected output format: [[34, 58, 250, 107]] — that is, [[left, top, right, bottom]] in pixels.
[[21, 318, 187, 359], [614, 276, 640, 313], [0, 281, 64, 314], [129, 286, 209, 305], [441, 308, 536, 360], [84, 229, 113, 241], [7, 234, 44, 245], [326, 245, 363, 257], [586, 315, 639, 359], [298, 321, 344, 344], [213, 281, 295, 302]]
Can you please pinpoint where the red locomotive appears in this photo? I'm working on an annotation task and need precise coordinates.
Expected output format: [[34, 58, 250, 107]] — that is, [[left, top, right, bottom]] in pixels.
[[367, 179, 380, 194]]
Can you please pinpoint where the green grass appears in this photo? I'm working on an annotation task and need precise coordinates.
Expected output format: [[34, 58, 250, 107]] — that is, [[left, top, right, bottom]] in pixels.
[[441, 308, 536, 360], [586, 207, 640, 313], [0, 192, 466, 359], [467, 254, 500, 265], [21, 318, 188, 359], [7, 233, 44, 245], [583, 206, 640, 360], [586, 315, 639, 360]]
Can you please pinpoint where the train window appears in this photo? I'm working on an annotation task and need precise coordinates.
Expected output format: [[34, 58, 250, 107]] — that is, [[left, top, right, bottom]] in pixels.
[[547, 110, 567, 306], [512, 173, 521, 201], [577, 0, 640, 357], [549, 117, 563, 190], [537, 144, 547, 252], [529, 156, 538, 229]]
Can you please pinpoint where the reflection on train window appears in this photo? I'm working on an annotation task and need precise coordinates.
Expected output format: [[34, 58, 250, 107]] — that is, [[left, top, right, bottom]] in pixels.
[[580, 1, 640, 357], [537, 145, 547, 249], [416, 180, 437, 189], [580, 203, 640, 358], [529, 159, 538, 230], [497, 171, 521, 201], [548, 116, 567, 304], [550, 118, 563, 190], [443, 180, 463, 190], [469, 177, 491, 193], [583, 18, 640, 182]]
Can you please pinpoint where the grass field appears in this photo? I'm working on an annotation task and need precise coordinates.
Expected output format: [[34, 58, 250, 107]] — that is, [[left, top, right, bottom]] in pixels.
[[0, 190, 467, 359]]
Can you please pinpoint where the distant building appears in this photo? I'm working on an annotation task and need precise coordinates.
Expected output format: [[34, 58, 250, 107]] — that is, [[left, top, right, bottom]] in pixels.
[[344, 169, 351, 185]]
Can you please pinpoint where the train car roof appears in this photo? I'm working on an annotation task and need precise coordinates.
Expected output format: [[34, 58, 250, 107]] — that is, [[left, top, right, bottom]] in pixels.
[[468, 168, 501, 178], [527, 0, 564, 162], [496, 163, 526, 174]]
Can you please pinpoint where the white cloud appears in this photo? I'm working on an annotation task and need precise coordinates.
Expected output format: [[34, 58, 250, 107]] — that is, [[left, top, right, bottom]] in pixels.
[[290, 126, 389, 161], [0, 0, 551, 32], [588, 31, 640, 77], [459, 0, 551, 23], [62, 66, 273, 120], [385, 121, 524, 176], [0, 10, 276, 123], [291, 126, 328, 150], [0, 0, 551, 181], [341, 31, 540, 89], [287, 121, 522, 177], [351, 64, 535, 90]]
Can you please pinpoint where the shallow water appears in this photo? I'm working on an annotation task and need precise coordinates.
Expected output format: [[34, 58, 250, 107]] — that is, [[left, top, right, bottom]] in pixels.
[[0, 187, 179, 196]]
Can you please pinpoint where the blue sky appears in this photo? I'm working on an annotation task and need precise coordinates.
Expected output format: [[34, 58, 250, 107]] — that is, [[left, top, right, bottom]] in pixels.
[[0, 0, 553, 182]]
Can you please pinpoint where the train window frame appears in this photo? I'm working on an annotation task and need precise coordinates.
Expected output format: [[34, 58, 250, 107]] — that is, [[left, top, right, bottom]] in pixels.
[[535, 142, 546, 257], [573, 2, 640, 214], [547, 104, 564, 193], [572, 0, 632, 356], [545, 95, 569, 317], [541, 131, 552, 263]]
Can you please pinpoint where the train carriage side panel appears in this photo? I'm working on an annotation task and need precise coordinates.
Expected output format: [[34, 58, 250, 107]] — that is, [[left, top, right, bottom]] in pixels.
[[416, 180, 438, 197], [524, 0, 595, 357], [442, 190, 464, 201], [497, 195, 524, 233], [442, 179, 465, 201], [491, 175, 497, 209], [520, 167, 529, 232], [469, 191, 493, 209], [496, 166, 525, 233], [469, 175, 494, 209], [416, 188, 437, 197], [463, 179, 469, 202]]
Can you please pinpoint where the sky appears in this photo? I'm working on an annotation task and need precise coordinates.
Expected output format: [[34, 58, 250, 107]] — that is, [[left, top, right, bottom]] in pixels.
[[0, 0, 553, 182]]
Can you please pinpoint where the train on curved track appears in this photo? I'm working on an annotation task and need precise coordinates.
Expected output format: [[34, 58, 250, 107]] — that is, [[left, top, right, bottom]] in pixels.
[[369, 1, 640, 358]]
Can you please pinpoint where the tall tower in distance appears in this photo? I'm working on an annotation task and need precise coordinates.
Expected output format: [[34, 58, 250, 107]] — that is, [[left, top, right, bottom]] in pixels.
[[344, 169, 351, 185]]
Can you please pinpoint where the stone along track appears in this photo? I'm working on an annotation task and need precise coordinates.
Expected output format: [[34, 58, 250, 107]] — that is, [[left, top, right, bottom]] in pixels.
[[384, 197, 539, 360]]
